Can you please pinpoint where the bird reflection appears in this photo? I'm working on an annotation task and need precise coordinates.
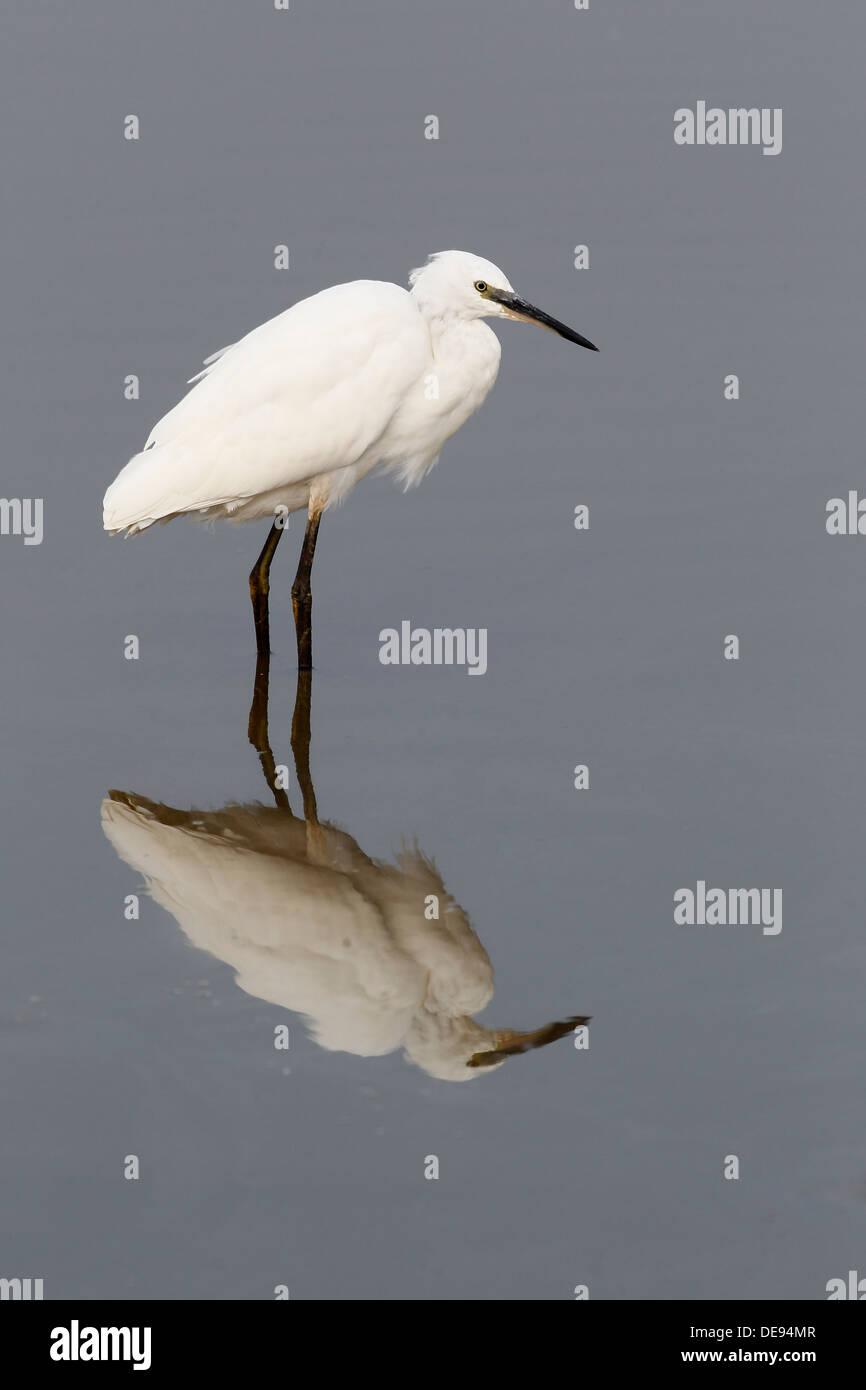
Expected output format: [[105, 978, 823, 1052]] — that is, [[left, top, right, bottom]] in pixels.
[[102, 649, 589, 1081]]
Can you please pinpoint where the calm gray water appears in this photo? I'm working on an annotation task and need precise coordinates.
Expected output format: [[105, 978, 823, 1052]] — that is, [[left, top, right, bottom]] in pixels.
[[1, 0, 865, 1300]]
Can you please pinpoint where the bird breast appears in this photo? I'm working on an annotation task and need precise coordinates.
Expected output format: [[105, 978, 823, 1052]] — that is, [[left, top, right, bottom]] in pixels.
[[386, 319, 502, 468]]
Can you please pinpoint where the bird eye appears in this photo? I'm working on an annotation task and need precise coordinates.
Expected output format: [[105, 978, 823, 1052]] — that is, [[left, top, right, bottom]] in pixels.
[[474, 280, 488, 293]]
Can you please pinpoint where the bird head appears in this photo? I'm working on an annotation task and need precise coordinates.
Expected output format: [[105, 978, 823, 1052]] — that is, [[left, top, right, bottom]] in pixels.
[[403, 1008, 591, 1081], [409, 250, 598, 351]]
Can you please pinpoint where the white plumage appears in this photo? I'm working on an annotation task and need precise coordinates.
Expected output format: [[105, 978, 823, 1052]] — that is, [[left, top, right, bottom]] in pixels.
[[103, 250, 597, 536], [101, 790, 579, 1081]]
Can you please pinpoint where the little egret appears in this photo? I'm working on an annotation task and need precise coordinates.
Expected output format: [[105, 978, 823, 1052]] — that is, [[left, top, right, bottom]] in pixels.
[[103, 250, 598, 665], [102, 652, 589, 1080]]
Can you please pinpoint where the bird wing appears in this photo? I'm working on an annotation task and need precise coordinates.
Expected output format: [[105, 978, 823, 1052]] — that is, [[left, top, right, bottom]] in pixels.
[[186, 342, 236, 385], [104, 280, 430, 531], [101, 794, 429, 1058]]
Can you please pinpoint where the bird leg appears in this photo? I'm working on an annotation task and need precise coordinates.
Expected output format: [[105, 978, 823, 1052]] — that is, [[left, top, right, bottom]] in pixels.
[[291, 501, 323, 670], [249, 520, 284, 655]]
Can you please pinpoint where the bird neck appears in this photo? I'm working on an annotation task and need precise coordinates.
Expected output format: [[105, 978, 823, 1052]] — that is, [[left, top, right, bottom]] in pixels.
[[421, 308, 495, 360]]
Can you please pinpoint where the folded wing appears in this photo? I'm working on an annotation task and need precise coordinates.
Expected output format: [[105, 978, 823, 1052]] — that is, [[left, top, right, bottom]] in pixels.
[[103, 280, 429, 533]]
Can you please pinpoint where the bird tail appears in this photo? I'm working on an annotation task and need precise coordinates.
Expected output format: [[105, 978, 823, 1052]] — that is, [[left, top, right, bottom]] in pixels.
[[103, 446, 177, 535]]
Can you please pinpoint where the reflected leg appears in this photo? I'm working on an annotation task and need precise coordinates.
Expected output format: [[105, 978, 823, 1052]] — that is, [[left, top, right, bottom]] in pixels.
[[247, 647, 292, 812], [290, 666, 318, 826]]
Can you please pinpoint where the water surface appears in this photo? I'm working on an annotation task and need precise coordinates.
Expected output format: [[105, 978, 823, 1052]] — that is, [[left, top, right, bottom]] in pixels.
[[1, 0, 864, 1299]]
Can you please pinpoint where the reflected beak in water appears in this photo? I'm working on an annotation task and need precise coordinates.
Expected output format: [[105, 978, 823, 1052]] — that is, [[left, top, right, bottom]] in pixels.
[[466, 1013, 592, 1068], [488, 289, 599, 352]]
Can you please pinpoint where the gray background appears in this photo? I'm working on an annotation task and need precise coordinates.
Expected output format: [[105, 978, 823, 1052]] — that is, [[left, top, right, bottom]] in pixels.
[[1, 0, 864, 1299]]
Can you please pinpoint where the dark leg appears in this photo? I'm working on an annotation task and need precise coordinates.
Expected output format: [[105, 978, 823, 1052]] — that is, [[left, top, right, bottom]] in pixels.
[[291, 502, 323, 670], [249, 521, 284, 655], [291, 666, 318, 825], [247, 648, 292, 812]]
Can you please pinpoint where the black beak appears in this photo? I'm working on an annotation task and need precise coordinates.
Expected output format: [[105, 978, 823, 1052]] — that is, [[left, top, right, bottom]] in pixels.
[[466, 1014, 592, 1069], [489, 289, 599, 352]]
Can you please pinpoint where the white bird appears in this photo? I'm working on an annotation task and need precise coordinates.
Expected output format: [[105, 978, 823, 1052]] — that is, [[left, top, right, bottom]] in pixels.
[[103, 250, 598, 664], [101, 790, 586, 1081], [100, 616, 590, 1079]]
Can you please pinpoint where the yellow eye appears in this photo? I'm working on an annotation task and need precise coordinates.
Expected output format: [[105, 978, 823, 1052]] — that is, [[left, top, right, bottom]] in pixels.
[[474, 280, 488, 293]]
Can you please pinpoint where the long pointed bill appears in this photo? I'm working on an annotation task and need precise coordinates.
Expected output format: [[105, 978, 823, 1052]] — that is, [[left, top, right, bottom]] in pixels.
[[466, 1013, 592, 1069], [490, 289, 599, 351]]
